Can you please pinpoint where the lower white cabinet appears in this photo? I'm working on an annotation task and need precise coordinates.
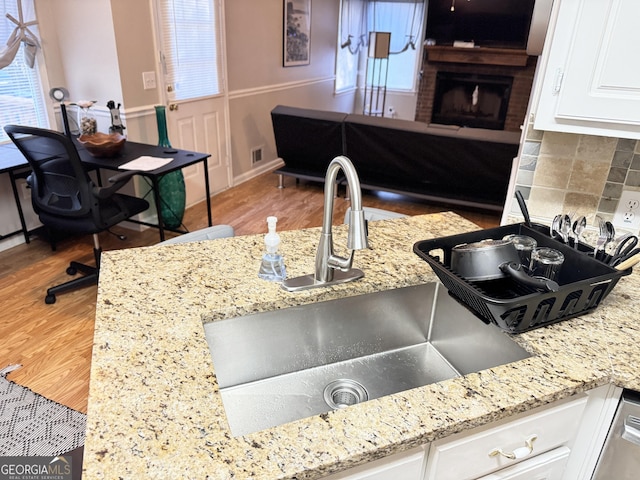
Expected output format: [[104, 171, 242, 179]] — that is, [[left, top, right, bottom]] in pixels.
[[321, 386, 621, 480], [423, 395, 587, 480], [321, 446, 426, 480]]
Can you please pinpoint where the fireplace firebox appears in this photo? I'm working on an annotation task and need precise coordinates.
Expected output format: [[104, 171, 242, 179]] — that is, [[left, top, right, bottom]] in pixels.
[[431, 72, 513, 130]]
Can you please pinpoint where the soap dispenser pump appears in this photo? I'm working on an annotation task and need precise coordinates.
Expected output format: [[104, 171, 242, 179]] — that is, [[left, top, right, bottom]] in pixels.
[[258, 216, 286, 282]]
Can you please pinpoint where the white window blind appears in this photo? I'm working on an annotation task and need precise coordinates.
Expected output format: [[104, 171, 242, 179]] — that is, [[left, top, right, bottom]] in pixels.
[[0, 0, 48, 143], [157, 0, 221, 101]]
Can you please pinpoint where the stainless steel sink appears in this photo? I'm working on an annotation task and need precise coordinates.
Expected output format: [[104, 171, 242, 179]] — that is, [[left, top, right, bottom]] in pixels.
[[203, 283, 531, 437]]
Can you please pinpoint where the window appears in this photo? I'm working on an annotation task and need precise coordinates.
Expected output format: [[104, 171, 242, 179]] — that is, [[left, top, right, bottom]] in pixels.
[[0, 0, 48, 143], [156, 0, 221, 101], [337, 0, 425, 93]]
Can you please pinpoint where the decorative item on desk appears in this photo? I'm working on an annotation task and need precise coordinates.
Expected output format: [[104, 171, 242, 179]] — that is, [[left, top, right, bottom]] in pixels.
[[154, 105, 185, 229], [75, 100, 97, 135], [78, 132, 126, 157], [107, 100, 126, 135]]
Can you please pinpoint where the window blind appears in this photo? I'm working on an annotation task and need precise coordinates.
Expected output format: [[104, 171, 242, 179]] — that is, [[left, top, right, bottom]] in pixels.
[[0, 0, 48, 143], [157, 0, 221, 102]]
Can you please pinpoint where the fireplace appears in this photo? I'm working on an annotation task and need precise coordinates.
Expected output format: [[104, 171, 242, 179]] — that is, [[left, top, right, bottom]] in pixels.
[[415, 47, 538, 132], [431, 72, 513, 130]]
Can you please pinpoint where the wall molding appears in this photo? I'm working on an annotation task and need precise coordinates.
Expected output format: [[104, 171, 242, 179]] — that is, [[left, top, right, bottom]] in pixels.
[[229, 76, 335, 100]]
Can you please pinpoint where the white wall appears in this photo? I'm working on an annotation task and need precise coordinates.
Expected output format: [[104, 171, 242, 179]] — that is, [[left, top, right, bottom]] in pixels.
[[224, 0, 354, 178]]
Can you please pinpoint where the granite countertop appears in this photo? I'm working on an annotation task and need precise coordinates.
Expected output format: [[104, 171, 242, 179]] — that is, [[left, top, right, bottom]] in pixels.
[[83, 212, 640, 479]]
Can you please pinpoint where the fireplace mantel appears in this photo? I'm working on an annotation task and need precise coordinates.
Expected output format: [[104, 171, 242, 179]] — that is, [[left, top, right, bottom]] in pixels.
[[425, 46, 530, 67]]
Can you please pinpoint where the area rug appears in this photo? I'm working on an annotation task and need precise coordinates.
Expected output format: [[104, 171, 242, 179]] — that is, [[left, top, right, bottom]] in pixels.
[[0, 365, 86, 456]]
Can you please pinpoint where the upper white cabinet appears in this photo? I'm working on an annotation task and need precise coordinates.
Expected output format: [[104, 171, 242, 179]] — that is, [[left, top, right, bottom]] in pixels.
[[534, 0, 640, 139]]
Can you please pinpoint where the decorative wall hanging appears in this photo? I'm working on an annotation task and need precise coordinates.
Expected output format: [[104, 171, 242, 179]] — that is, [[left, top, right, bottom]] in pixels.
[[283, 0, 311, 67]]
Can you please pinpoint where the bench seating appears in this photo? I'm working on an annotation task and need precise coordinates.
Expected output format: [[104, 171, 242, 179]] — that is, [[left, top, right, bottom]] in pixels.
[[271, 105, 520, 211]]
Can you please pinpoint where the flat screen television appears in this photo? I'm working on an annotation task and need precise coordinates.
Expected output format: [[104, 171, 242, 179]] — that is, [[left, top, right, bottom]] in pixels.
[[425, 0, 536, 49]]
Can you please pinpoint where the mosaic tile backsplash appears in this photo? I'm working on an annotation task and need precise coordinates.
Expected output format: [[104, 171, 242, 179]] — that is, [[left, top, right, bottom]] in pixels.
[[511, 120, 640, 235]]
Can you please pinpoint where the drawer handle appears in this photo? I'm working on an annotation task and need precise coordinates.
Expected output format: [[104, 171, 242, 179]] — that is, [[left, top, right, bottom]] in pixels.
[[489, 434, 537, 460]]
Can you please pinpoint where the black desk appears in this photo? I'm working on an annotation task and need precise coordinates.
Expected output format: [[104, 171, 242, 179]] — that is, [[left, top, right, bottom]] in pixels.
[[0, 140, 213, 243], [0, 143, 34, 243]]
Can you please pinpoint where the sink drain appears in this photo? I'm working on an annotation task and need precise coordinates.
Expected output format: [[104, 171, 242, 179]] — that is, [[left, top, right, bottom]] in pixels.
[[323, 379, 369, 409]]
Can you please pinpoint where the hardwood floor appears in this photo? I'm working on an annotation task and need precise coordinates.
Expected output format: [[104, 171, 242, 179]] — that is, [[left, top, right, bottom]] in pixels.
[[0, 171, 500, 413]]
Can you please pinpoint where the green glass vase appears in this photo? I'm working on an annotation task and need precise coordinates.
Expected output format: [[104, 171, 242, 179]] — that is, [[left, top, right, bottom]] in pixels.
[[155, 105, 186, 229]]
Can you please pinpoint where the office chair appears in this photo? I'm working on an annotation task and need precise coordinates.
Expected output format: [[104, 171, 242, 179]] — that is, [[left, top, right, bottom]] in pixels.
[[4, 125, 150, 304]]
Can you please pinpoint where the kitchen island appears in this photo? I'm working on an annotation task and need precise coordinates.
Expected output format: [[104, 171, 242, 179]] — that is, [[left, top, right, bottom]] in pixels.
[[83, 213, 640, 478]]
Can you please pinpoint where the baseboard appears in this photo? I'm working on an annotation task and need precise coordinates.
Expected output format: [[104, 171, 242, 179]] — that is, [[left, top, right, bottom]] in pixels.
[[233, 158, 284, 186]]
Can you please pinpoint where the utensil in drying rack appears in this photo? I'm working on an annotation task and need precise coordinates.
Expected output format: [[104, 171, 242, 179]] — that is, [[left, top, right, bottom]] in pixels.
[[594, 217, 615, 259], [605, 221, 615, 252], [515, 190, 532, 228], [559, 214, 572, 244], [613, 233, 638, 256], [614, 251, 640, 270], [551, 215, 562, 240], [608, 232, 640, 267], [572, 216, 587, 249]]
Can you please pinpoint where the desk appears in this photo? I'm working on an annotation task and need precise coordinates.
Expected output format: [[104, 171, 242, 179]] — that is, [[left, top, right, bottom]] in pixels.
[[0, 140, 213, 243], [0, 143, 33, 243]]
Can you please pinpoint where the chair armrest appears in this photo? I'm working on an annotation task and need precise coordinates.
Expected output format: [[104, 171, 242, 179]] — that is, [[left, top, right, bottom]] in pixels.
[[108, 170, 139, 184], [92, 170, 141, 199]]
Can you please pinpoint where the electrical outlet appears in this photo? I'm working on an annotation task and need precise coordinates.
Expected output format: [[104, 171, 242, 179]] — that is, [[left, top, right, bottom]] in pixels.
[[142, 71, 157, 90], [613, 190, 640, 232]]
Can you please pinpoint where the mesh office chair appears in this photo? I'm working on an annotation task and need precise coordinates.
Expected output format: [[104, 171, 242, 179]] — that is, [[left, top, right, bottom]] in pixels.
[[4, 125, 150, 304]]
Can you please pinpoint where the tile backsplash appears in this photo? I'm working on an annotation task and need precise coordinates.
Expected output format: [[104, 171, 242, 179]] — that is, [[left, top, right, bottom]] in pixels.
[[512, 120, 640, 234]]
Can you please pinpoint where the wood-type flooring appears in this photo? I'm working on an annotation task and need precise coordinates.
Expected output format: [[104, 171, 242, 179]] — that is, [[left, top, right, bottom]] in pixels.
[[0, 172, 500, 413]]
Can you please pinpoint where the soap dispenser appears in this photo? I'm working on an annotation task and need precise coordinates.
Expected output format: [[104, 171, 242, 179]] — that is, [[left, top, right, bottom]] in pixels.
[[258, 216, 286, 282]]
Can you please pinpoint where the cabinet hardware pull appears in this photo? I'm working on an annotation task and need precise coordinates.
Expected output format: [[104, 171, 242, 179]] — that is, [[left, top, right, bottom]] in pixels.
[[489, 434, 537, 460], [553, 68, 564, 95]]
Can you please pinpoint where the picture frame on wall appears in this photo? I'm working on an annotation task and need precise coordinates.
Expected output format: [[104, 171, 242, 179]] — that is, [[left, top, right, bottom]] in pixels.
[[283, 0, 311, 67]]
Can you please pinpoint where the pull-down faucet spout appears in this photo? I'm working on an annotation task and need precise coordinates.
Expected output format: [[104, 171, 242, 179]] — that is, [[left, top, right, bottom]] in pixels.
[[282, 156, 368, 292]]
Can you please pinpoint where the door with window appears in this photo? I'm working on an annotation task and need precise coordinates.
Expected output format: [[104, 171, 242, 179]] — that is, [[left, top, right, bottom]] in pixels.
[[155, 0, 230, 206]]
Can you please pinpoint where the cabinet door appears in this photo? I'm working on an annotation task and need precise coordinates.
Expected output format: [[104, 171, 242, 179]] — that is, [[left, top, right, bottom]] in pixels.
[[534, 0, 640, 138], [477, 446, 570, 480], [320, 446, 426, 480]]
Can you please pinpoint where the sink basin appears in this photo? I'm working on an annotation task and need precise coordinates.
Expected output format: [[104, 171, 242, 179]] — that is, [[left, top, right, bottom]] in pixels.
[[203, 283, 531, 437]]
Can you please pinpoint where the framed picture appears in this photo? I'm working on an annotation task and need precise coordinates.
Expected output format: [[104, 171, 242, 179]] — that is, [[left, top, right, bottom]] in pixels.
[[283, 0, 311, 67]]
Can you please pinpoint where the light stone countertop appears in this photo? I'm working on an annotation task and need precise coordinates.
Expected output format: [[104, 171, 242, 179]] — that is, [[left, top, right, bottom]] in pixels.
[[83, 212, 640, 479]]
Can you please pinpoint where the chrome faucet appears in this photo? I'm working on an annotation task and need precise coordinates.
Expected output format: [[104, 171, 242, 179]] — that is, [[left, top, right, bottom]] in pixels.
[[282, 156, 369, 292]]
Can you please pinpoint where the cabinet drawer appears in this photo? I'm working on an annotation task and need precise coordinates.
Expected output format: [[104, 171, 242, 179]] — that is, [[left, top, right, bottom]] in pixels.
[[425, 395, 587, 480], [478, 446, 570, 480], [321, 446, 425, 480]]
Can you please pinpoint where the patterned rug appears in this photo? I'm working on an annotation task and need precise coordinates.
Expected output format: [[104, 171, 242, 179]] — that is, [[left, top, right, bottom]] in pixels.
[[0, 365, 86, 456]]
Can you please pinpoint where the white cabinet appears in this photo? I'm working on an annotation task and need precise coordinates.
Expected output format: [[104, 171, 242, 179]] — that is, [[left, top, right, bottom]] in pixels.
[[321, 386, 622, 480], [423, 394, 587, 480], [534, 0, 640, 139], [320, 446, 426, 480]]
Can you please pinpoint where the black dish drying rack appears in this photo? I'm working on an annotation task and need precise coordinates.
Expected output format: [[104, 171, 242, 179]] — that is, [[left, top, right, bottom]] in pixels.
[[413, 223, 631, 333]]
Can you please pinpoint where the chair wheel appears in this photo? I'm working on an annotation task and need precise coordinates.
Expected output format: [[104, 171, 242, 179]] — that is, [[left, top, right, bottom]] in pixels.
[[66, 266, 77, 275], [45, 294, 56, 305]]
